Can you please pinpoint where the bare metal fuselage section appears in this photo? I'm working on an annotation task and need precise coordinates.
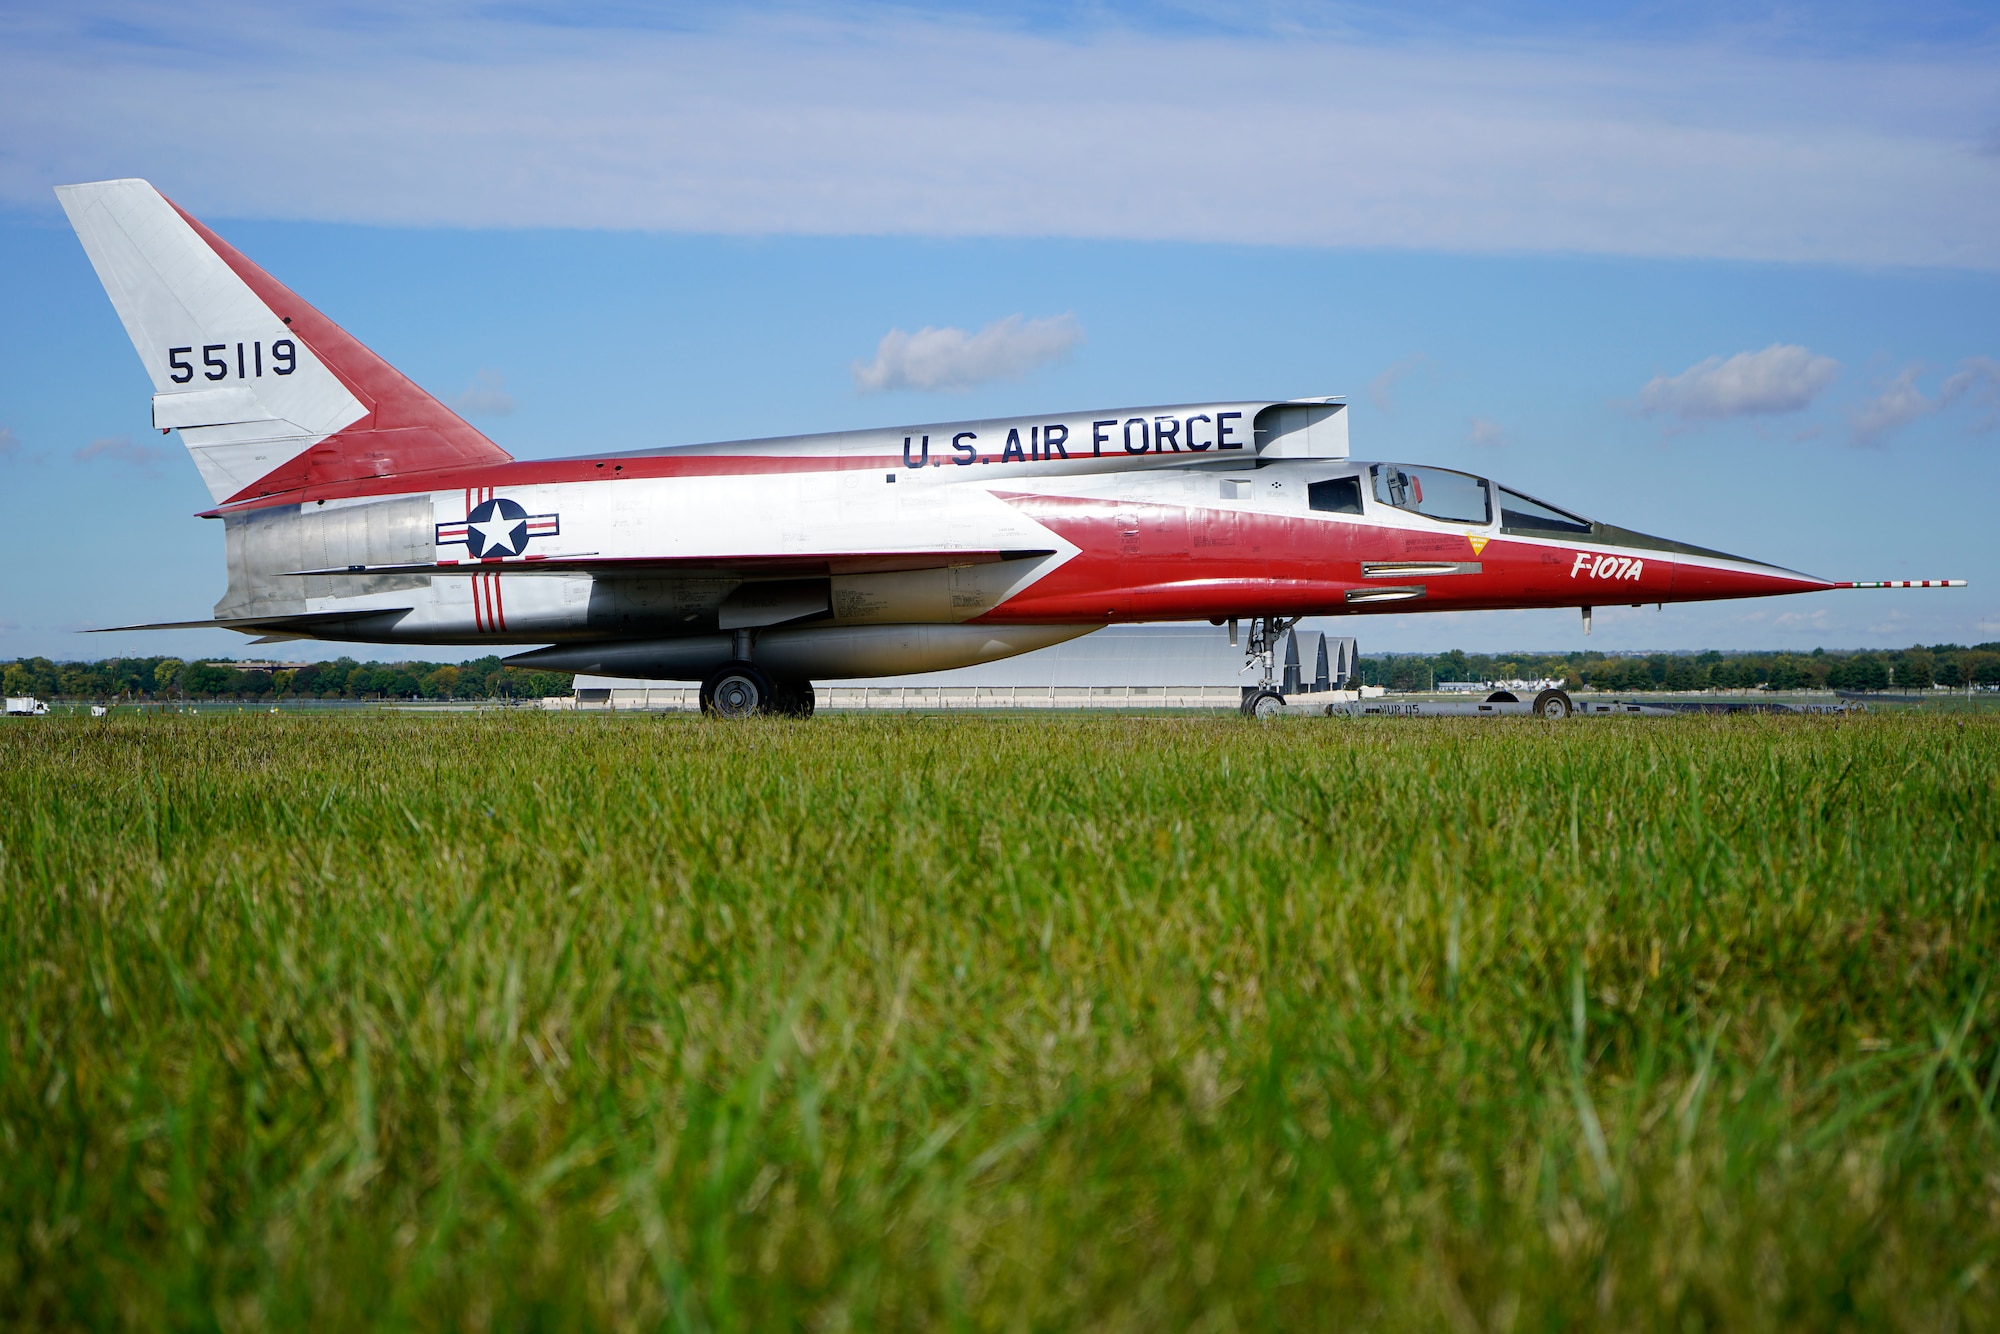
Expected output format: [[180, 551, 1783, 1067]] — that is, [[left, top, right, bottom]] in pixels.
[[204, 401, 1357, 674]]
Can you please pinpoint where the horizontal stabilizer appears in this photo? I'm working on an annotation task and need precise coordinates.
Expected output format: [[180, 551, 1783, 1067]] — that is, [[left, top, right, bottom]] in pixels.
[[285, 549, 1059, 579]]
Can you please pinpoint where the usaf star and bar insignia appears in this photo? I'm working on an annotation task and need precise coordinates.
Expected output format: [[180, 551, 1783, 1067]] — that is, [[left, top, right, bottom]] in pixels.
[[436, 496, 560, 560]]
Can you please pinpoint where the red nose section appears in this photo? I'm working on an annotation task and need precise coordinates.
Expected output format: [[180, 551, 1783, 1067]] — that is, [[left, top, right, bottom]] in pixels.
[[1671, 557, 1836, 601]]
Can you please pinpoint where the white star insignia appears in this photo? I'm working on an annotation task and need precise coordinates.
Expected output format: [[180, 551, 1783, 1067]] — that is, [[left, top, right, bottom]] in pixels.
[[471, 514, 523, 557]]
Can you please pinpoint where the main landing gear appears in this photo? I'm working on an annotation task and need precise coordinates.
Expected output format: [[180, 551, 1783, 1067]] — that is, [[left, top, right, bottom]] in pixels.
[[698, 662, 816, 718]]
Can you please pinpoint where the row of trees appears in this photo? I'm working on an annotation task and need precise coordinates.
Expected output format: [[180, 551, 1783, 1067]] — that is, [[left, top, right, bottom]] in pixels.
[[1357, 644, 2000, 694], [0, 655, 574, 703], [9, 643, 1998, 702]]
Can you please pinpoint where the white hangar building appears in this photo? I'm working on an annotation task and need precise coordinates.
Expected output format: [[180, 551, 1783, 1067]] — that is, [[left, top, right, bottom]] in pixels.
[[568, 625, 1358, 710]]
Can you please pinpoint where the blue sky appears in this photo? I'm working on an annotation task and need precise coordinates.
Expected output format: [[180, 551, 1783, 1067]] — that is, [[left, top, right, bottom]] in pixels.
[[2, 1, 1996, 660]]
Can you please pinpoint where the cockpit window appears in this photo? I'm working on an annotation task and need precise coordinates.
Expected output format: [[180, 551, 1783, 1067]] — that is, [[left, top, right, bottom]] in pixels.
[[1308, 476, 1363, 514], [1498, 487, 1592, 535], [1370, 465, 1491, 525]]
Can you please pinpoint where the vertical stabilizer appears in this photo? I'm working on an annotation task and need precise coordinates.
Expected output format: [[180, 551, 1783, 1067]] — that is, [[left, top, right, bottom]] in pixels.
[[56, 179, 510, 505]]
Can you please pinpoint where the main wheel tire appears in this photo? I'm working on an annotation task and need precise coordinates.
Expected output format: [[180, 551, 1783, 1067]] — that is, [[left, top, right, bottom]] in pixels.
[[701, 662, 776, 718], [769, 677, 817, 718], [1241, 689, 1287, 720], [1532, 687, 1573, 720]]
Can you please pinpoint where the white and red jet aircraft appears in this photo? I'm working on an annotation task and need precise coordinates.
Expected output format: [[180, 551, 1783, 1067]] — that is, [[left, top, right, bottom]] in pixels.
[[61, 179, 1963, 717]]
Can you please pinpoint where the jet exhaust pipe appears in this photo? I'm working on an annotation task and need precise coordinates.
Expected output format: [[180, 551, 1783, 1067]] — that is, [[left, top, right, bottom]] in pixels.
[[506, 622, 1098, 681]]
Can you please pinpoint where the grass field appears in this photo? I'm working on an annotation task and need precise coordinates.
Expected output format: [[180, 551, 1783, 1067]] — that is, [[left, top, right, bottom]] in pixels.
[[2, 713, 1997, 1331]]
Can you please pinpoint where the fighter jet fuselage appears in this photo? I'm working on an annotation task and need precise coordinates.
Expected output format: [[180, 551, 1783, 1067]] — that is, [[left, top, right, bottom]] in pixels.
[[57, 179, 1961, 716]]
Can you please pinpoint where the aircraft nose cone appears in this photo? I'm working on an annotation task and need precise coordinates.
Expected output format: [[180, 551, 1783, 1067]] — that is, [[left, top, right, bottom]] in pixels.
[[1671, 554, 1835, 601], [1571, 521, 1833, 602]]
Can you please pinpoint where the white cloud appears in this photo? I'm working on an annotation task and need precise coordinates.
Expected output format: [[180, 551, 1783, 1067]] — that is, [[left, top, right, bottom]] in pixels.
[[4, 5, 1999, 267], [73, 435, 171, 471], [452, 368, 515, 417], [1638, 344, 1841, 421], [852, 314, 1082, 394], [1467, 416, 1508, 447], [1848, 365, 1934, 446], [1754, 355, 2000, 446], [1369, 354, 1432, 412]]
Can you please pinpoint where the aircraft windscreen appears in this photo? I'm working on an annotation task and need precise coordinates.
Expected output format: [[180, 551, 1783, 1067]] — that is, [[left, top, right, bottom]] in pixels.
[[1371, 465, 1491, 525], [1498, 488, 1592, 535]]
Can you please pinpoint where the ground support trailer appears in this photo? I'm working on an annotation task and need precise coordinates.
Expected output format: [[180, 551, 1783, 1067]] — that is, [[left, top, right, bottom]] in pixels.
[[1308, 691, 1855, 720]]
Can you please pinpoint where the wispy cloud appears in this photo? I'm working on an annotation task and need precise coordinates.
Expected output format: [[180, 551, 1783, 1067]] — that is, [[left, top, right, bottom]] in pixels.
[[1466, 416, 1507, 447], [452, 368, 515, 417], [852, 314, 1082, 394], [3, 4, 1998, 267], [1941, 355, 2000, 430], [1639, 344, 1841, 422], [1369, 354, 1431, 412], [0, 426, 17, 458], [73, 435, 171, 472], [1848, 365, 1934, 446]]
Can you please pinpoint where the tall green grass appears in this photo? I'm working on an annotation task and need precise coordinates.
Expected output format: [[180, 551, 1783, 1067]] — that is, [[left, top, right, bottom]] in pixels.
[[1, 713, 1995, 1330]]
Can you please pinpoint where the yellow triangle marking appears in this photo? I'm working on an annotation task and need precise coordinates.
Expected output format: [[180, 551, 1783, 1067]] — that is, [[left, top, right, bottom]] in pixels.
[[1469, 535, 1489, 556]]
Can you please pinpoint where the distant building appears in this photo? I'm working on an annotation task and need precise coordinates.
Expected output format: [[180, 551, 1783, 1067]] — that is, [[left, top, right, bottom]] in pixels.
[[569, 624, 1358, 709]]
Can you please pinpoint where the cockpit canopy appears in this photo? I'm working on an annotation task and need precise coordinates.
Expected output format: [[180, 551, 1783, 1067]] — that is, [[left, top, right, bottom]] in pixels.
[[1370, 464, 1491, 525], [1360, 464, 1594, 535]]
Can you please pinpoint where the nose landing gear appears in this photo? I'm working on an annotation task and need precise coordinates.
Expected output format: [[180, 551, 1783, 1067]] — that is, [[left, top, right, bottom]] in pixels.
[[1236, 615, 1301, 719], [1240, 688, 1287, 719]]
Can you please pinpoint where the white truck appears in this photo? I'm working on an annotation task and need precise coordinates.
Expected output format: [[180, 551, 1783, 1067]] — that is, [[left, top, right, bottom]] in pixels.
[[5, 697, 49, 716]]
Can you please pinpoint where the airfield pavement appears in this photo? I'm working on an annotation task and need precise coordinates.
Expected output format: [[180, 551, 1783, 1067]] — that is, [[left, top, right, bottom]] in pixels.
[[2, 711, 1996, 1330]]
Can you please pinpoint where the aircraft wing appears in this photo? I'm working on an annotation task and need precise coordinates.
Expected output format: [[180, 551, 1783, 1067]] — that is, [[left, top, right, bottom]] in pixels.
[[88, 607, 413, 635], [284, 549, 1059, 578]]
